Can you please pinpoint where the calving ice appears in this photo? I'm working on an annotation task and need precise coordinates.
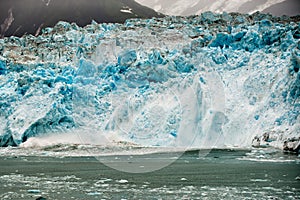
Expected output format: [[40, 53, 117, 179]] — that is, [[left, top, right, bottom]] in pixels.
[[0, 12, 299, 152]]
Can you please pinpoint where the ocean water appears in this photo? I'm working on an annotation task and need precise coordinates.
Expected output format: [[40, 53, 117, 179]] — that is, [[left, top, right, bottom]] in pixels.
[[0, 147, 299, 200]]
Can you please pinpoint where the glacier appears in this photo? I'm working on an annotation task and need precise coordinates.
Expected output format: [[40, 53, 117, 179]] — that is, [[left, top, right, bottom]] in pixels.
[[0, 12, 299, 151]]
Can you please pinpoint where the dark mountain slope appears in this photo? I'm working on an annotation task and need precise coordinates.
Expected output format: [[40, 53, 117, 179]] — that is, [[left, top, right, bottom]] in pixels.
[[0, 0, 163, 37], [262, 0, 300, 17]]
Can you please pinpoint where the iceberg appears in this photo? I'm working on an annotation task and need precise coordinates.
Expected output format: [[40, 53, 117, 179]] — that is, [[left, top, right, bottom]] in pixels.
[[0, 12, 299, 151]]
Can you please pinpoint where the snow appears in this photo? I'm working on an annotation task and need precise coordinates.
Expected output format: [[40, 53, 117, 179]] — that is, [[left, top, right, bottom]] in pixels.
[[0, 8, 14, 38], [195, 0, 286, 15], [0, 12, 299, 150], [135, 0, 288, 16], [120, 6, 133, 14], [42, 0, 51, 6], [254, 0, 287, 14], [120, 9, 133, 14]]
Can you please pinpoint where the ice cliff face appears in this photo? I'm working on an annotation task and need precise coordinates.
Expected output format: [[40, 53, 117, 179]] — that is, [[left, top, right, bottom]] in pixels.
[[0, 12, 299, 149]]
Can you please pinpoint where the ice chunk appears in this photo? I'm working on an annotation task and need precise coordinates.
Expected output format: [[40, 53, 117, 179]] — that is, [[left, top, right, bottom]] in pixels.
[[76, 59, 96, 77], [0, 13, 299, 150], [118, 50, 137, 67], [117, 179, 128, 184]]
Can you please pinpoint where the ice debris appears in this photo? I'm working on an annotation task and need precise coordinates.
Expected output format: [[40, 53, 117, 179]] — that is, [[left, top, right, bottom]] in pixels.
[[117, 179, 129, 184], [0, 12, 299, 149], [27, 189, 41, 194]]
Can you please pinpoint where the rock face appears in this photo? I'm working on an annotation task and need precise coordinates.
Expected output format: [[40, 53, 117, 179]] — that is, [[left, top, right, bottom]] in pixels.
[[0, 12, 299, 149], [283, 137, 300, 154], [0, 0, 163, 37]]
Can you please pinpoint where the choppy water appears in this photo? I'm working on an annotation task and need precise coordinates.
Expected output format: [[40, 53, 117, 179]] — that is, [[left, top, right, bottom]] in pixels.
[[0, 147, 299, 200]]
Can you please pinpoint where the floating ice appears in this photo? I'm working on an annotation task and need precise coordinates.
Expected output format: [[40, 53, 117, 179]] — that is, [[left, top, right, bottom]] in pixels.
[[117, 179, 129, 184]]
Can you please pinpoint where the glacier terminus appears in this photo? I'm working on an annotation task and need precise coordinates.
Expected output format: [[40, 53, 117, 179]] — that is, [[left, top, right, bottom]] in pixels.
[[0, 12, 299, 153]]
